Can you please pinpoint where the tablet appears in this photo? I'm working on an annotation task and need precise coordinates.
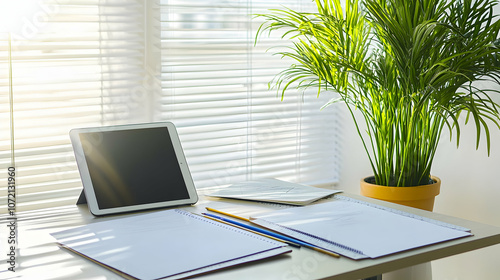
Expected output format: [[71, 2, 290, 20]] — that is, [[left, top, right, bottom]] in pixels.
[[70, 122, 198, 216]]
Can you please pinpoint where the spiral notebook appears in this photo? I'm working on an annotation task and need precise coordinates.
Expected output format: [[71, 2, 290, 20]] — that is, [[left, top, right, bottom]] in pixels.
[[251, 196, 472, 259], [51, 209, 290, 280], [208, 178, 342, 205]]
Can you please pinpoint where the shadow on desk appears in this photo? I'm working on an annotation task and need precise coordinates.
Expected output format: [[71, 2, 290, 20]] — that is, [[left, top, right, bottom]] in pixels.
[[1, 193, 500, 280]]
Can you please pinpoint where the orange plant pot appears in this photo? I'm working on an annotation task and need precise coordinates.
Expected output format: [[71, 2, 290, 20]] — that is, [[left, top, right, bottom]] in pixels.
[[360, 176, 441, 211]]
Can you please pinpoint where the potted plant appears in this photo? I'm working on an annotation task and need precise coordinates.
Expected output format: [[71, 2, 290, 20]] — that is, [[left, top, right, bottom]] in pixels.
[[255, 0, 500, 211]]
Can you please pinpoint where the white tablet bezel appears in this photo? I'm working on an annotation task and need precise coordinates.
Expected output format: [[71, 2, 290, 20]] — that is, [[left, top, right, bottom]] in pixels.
[[70, 122, 198, 216]]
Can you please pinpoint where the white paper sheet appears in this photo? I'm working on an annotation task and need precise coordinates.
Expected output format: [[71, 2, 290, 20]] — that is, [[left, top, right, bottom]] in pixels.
[[208, 178, 342, 205], [252, 199, 472, 258], [52, 209, 289, 280]]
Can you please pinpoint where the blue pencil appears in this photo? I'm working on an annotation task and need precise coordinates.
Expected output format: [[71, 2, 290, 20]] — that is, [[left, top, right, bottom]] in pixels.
[[202, 212, 303, 245]]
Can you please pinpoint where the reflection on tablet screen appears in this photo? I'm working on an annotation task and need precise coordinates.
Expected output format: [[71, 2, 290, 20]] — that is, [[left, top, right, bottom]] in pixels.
[[79, 127, 190, 209]]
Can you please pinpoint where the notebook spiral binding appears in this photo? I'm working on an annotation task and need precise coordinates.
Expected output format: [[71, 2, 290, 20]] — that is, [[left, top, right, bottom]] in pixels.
[[174, 209, 284, 245], [334, 195, 471, 232], [253, 218, 367, 259], [282, 223, 365, 255]]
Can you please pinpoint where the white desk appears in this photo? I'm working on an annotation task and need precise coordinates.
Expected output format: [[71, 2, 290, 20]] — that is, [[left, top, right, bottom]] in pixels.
[[2, 193, 500, 280]]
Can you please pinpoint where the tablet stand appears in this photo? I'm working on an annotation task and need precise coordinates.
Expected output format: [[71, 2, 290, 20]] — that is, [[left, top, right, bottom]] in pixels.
[[76, 190, 87, 205]]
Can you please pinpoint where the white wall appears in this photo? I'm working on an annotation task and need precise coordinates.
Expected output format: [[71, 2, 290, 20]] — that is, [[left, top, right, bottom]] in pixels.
[[335, 101, 500, 279], [431, 121, 500, 280]]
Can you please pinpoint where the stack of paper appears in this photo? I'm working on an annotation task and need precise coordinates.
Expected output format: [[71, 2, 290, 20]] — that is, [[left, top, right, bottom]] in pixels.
[[251, 196, 472, 259], [51, 209, 290, 280], [208, 178, 342, 205]]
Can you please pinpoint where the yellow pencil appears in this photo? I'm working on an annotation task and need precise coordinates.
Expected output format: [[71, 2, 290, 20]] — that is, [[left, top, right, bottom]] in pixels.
[[205, 207, 251, 222], [199, 213, 300, 247], [311, 247, 341, 258]]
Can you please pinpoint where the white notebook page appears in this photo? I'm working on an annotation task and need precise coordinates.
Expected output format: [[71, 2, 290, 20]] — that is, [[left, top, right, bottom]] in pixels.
[[52, 209, 288, 280], [209, 178, 342, 205], [252, 199, 472, 258]]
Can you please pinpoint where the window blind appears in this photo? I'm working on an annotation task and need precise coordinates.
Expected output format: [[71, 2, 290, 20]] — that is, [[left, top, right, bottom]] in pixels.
[[0, 0, 145, 212], [157, 0, 340, 189], [0, 0, 340, 213]]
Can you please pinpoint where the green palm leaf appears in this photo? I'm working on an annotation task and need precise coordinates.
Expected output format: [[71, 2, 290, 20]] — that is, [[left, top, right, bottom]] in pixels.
[[256, 0, 500, 186]]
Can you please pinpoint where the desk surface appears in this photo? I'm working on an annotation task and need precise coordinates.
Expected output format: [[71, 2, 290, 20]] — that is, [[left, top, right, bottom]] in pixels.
[[2, 193, 500, 280]]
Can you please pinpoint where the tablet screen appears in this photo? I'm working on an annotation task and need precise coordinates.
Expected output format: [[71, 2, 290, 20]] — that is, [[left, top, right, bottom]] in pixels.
[[79, 127, 190, 209], [70, 122, 198, 215]]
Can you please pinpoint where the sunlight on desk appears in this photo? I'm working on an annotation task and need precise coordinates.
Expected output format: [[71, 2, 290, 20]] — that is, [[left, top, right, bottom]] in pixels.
[[1, 194, 500, 280]]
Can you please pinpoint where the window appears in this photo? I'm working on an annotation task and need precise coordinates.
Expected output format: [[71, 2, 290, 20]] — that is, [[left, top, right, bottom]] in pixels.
[[0, 0, 340, 213]]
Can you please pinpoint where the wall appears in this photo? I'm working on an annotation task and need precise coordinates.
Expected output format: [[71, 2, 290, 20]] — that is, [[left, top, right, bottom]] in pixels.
[[336, 100, 500, 279]]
